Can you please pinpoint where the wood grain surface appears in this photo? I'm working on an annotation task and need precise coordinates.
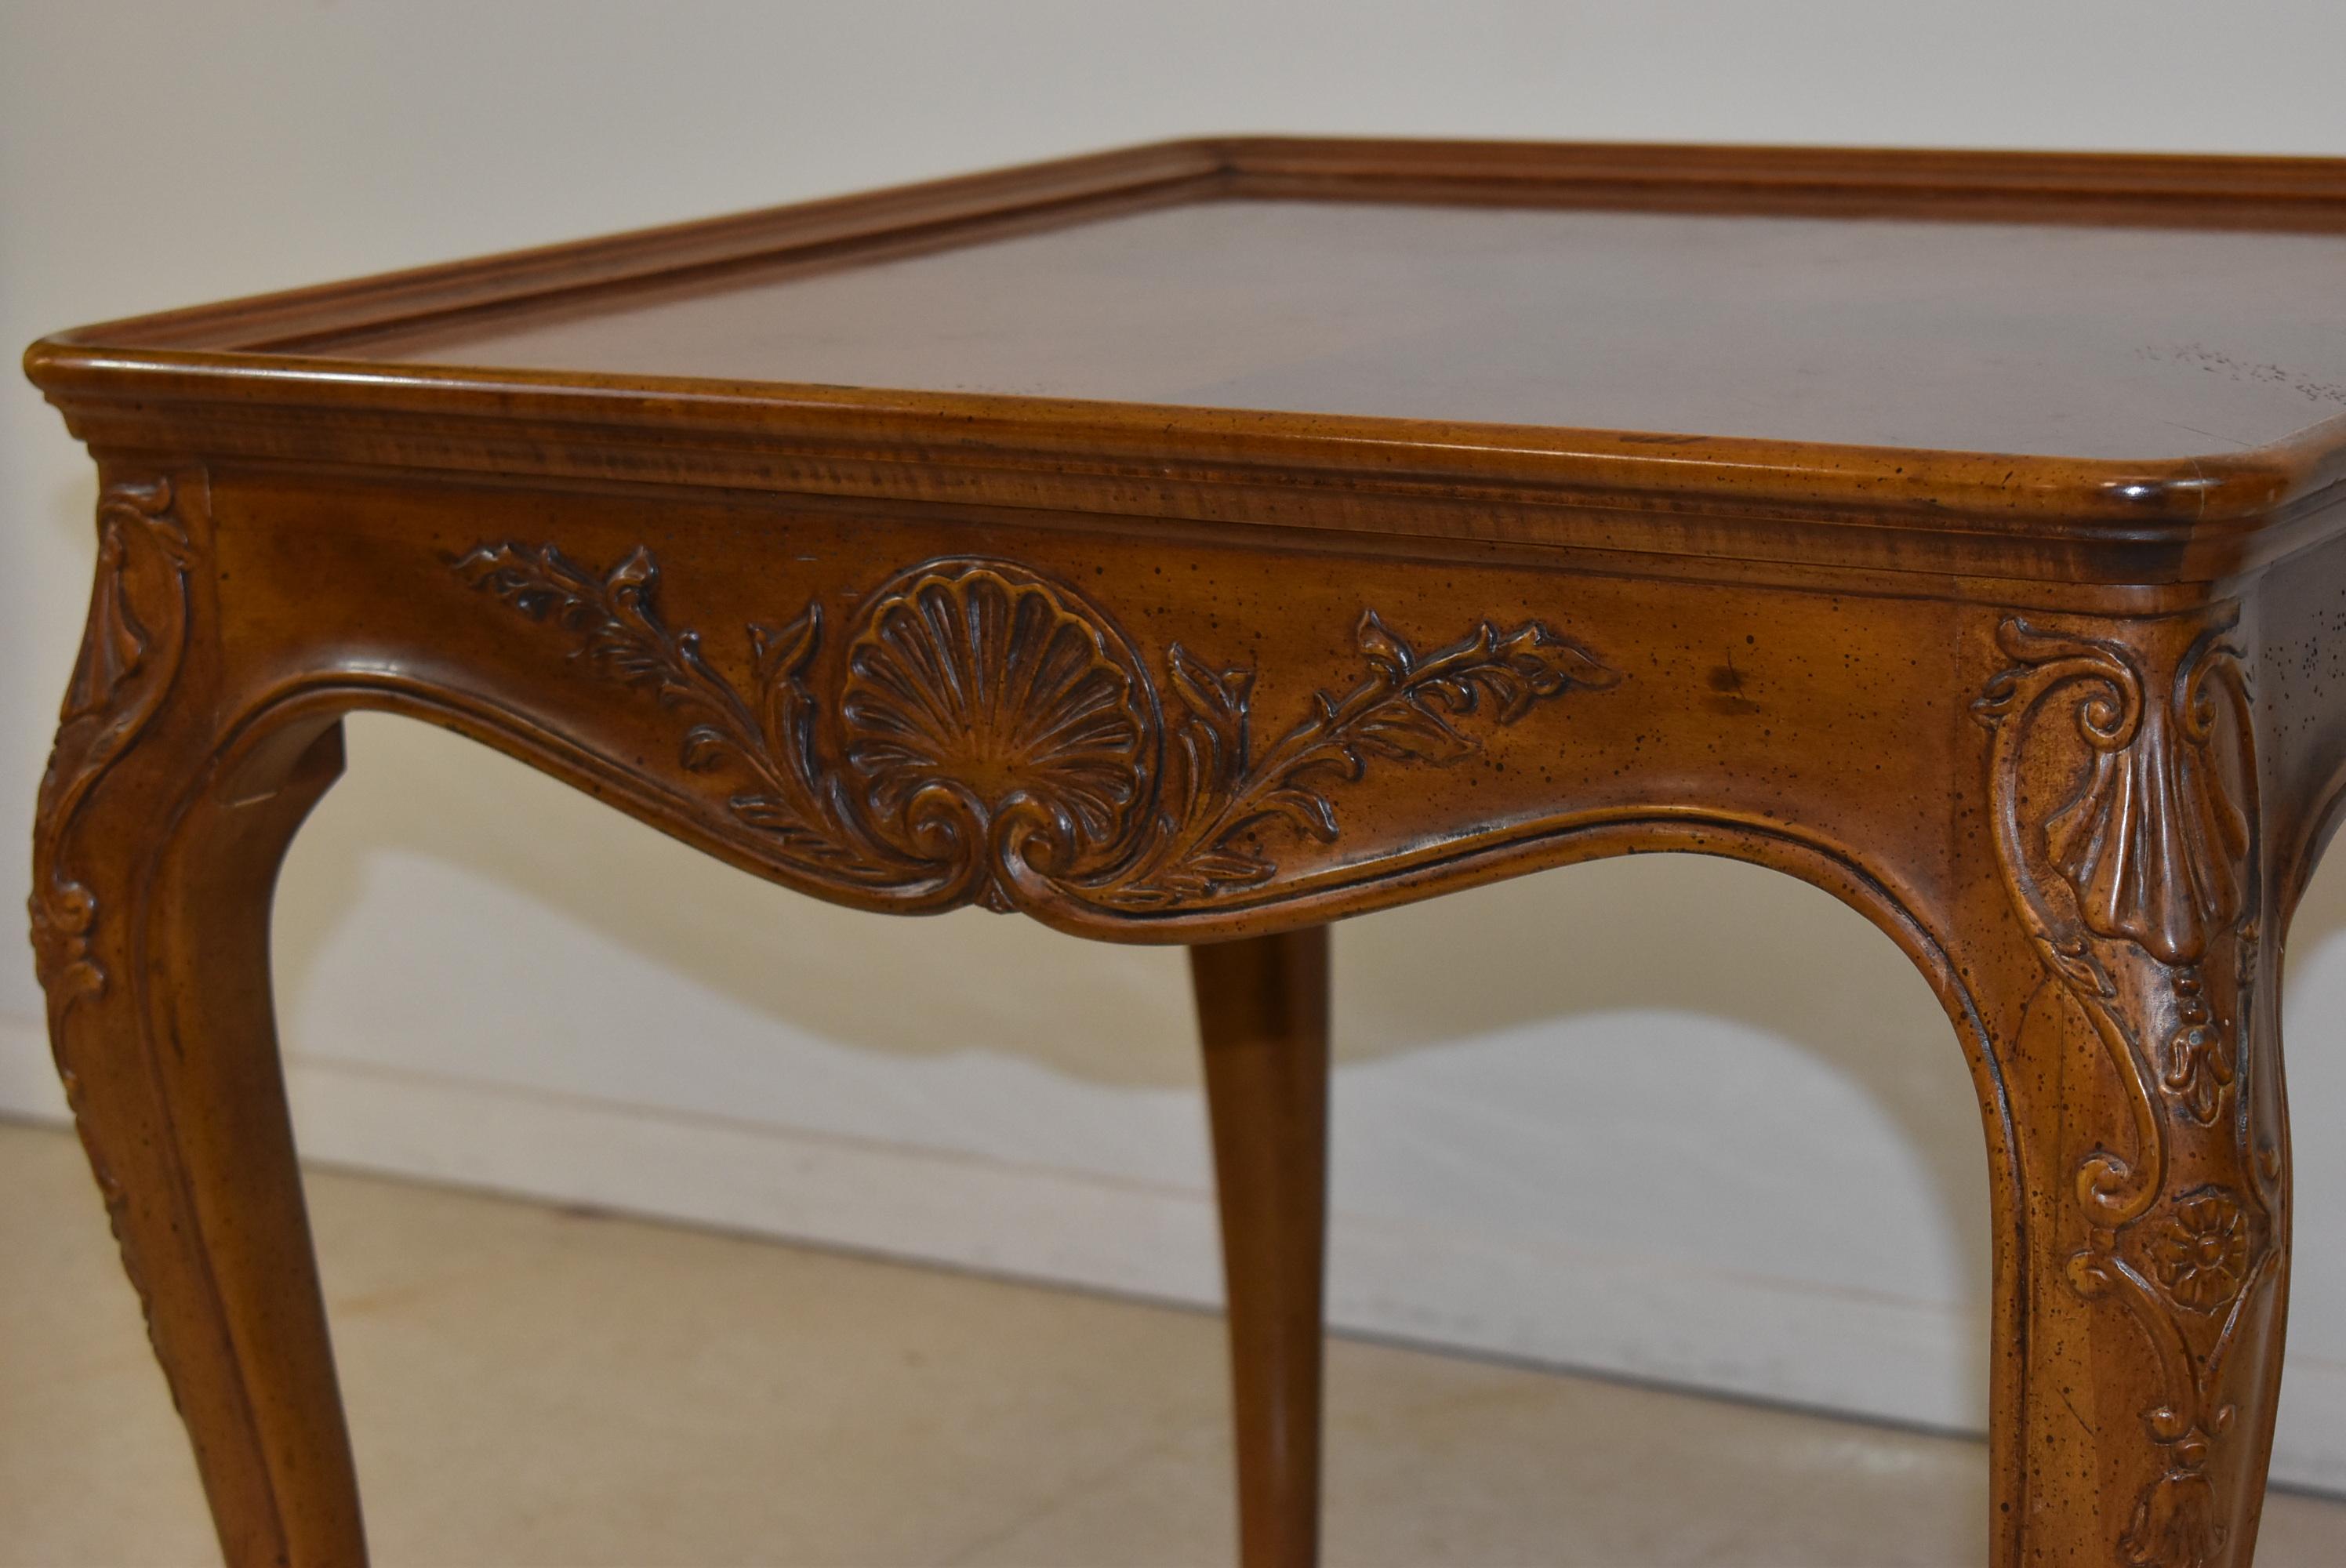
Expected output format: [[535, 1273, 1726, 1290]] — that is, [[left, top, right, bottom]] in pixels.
[[27, 138, 2346, 1567]]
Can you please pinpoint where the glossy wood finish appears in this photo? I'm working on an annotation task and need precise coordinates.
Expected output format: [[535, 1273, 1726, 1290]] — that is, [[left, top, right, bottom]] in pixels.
[[27, 138, 2346, 1567], [31, 481, 365, 1566], [1193, 928, 1331, 1568], [337, 201, 2346, 464]]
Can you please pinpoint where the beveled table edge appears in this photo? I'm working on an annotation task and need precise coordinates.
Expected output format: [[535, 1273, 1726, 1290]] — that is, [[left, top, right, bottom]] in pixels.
[[24, 135, 2346, 586]]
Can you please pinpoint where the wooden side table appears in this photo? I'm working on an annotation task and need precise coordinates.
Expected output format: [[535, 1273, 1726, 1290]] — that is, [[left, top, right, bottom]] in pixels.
[[27, 138, 2346, 1568]]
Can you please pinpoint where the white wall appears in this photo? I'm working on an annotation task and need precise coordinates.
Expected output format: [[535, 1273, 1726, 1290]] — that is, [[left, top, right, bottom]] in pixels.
[[5, 0, 2346, 1492]]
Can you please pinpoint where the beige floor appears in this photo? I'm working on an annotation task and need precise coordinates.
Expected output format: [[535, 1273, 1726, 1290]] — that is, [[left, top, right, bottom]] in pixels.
[[5, 1121, 2341, 1568]]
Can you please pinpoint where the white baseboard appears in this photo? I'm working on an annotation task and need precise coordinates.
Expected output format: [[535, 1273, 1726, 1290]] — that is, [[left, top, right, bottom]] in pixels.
[[0, 1011, 67, 1120], [5, 1013, 2340, 1493]]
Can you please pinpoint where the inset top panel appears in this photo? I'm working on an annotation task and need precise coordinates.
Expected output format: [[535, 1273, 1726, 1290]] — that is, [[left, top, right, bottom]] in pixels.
[[321, 186, 2346, 463]]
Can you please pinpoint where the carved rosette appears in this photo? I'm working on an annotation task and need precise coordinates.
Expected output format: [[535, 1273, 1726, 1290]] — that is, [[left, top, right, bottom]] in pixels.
[[453, 543, 1620, 916], [1974, 611, 2275, 1568]]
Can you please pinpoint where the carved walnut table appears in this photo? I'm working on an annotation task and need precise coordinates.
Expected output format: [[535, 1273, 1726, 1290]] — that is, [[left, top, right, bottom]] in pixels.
[[27, 139, 2346, 1567]]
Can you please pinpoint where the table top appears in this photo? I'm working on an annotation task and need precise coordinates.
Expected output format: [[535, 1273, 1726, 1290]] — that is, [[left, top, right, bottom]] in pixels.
[[28, 138, 2346, 580], [340, 191, 2346, 466]]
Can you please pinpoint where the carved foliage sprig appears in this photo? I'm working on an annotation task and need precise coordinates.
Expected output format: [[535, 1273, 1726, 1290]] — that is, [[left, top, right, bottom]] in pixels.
[[452, 543, 1619, 915], [1117, 612, 1618, 905], [453, 543, 881, 873]]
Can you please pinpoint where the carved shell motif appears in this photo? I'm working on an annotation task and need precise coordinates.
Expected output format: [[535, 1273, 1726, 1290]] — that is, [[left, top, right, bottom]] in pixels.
[[2040, 652, 2248, 968], [453, 543, 1619, 917], [840, 564, 1154, 869], [1974, 617, 2251, 968]]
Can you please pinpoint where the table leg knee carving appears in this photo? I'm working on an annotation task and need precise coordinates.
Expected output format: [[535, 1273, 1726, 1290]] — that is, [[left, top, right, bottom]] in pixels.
[[34, 469, 368, 1568]]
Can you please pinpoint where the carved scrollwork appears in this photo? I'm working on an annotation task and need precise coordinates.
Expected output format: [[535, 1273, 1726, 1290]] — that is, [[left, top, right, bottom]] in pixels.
[[1976, 608, 2273, 1568], [30, 475, 198, 1012], [27, 472, 201, 1404], [452, 543, 1619, 916]]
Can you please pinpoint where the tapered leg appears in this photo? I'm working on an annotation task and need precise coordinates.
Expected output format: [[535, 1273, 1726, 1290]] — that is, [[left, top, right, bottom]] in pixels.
[[33, 474, 365, 1567], [1190, 927, 1331, 1568], [1970, 609, 2288, 1567]]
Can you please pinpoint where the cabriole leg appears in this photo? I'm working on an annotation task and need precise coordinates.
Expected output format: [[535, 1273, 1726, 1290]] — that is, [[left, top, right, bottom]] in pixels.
[[1970, 608, 2288, 1566], [32, 473, 365, 1567]]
